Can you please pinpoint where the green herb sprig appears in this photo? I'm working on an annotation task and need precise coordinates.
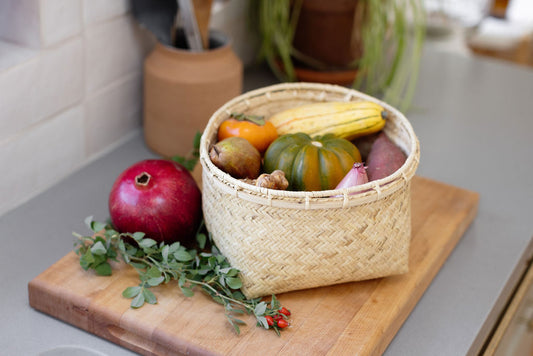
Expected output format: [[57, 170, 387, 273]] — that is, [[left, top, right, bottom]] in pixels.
[[171, 132, 202, 171], [73, 217, 290, 335]]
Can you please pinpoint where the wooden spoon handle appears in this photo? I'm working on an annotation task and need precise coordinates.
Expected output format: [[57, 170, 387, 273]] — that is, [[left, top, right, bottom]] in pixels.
[[193, 0, 213, 49]]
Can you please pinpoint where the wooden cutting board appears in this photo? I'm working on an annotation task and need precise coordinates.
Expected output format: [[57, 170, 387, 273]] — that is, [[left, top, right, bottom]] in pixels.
[[28, 176, 479, 356]]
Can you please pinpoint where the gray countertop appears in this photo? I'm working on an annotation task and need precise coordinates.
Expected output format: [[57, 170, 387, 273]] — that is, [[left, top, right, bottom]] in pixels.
[[2, 46, 532, 355]]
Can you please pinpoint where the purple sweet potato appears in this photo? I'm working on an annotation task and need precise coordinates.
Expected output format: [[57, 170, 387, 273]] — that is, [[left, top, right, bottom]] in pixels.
[[366, 132, 407, 181], [352, 132, 379, 162]]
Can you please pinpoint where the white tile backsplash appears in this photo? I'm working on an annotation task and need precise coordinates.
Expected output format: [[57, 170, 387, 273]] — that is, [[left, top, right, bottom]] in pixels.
[[0, 38, 83, 142], [84, 16, 150, 93], [0, 1, 254, 216], [84, 73, 143, 156], [0, 41, 38, 72], [39, 0, 82, 47], [35, 37, 84, 122], [0, 55, 40, 141], [0, 4, 153, 215], [83, 0, 130, 26], [0, 105, 84, 216]]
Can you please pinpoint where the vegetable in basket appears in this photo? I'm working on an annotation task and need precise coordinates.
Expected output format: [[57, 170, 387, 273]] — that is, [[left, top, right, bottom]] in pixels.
[[263, 133, 362, 191]]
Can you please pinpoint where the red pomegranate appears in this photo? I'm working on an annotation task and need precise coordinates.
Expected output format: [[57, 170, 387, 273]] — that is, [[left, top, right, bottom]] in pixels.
[[108, 159, 202, 244]]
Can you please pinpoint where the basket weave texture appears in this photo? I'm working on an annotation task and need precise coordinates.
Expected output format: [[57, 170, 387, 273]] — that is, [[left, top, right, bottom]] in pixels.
[[199, 83, 420, 298]]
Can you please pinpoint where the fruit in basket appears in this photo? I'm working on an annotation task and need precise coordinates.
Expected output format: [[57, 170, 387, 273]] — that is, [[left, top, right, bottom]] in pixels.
[[108, 159, 202, 244], [209, 136, 261, 179], [263, 133, 362, 191], [218, 112, 278, 153], [267, 101, 387, 140], [366, 132, 407, 181]]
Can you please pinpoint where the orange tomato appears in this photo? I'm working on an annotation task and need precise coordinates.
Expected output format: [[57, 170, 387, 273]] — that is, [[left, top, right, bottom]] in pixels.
[[217, 115, 278, 153]]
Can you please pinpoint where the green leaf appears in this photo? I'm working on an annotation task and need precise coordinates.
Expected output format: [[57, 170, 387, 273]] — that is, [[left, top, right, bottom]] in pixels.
[[93, 253, 106, 266], [178, 274, 186, 287], [95, 262, 112, 276], [196, 233, 207, 249], [104, 228, 118, 239], [132, 232, 146, 241], [168, 242, 181, 254], [143, 288, 157, 304], [122, 286, 142, 299], [147, 266, 162, 278], [126, 245, 138, 255], [147, 276, 165, 287], [192, 132, 202, 150], [226, 277, 243, 290], [180, 286, 194, 297], [257, 315, 269, 329], [106, 248, 117, 259], [219, 276, 226, 288], [90, 241, 107, 255], [84, 216, 94, 230], [130, 262, 148, 270], [254, 302, 267, 316], [139, 238, 157, 249], [80, 250, 95, 268], [230, 316, 246, 325], [270, 294, 280, 310], [91, 221, 106, 233], [232, 290, 246, 301], [207, 256, 217, 268], [174, 249, 193, 262], [131, 291, 145, 308], [161, 245, 169, 263], [226, 315, 242, 334]]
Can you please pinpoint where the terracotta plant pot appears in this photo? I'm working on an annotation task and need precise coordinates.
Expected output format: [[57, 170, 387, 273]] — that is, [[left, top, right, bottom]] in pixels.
[[143, 29, 243, 158], [292, 0, 362, 69]]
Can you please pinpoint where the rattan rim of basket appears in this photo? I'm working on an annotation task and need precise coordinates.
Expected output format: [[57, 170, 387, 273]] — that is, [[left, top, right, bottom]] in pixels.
[[199, 83, 420, 209]]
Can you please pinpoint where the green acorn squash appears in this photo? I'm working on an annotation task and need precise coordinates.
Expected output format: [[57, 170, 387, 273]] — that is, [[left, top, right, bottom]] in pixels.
[[263, 133, 362, 191]]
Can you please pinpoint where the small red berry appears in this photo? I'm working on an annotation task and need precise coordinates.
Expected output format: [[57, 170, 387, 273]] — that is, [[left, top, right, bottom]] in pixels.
[[273, 314, 282, 322], [265, 315, 274, 326], [279, 307, 291, 316], [277, 319, 289, 328]]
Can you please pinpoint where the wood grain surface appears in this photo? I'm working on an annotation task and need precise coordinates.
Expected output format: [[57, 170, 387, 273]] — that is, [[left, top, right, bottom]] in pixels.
[[28, 176, 479, 356]]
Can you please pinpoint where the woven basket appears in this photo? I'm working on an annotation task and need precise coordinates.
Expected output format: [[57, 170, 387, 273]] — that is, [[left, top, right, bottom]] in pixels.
[[199, 83, 420, 298]]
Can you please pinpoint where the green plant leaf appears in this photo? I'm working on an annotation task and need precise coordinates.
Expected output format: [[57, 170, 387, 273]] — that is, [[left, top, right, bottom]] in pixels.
[[132, 232, 146, 241], [270, 294, 280, 310], [168, 242, 181, 254], [143, 288, 157, 304], [257, 315, 269, 329], [91, 221, 106, 233], [174, 249, 193, 262], [122, 286, 142, 299], [139, 238, 157, 249], [192, 132, 202, 150], [196, 233, 207, 249], [131, 291, 145, 308], [90, 241, 107, 255], [226, 277, 242, 290], [80, 250, 95, 269], [147, 276, 165, 287], [254, 302, 267, 316], [95, 262, 112, 276], [227, 315, 241, 334], [180, 286, 194, 297], [84, 216, 94, 230], [161, 245, 169, 263]]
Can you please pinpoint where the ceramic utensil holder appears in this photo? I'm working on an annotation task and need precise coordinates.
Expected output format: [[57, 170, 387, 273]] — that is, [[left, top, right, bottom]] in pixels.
[[143, 29, 243, 158]]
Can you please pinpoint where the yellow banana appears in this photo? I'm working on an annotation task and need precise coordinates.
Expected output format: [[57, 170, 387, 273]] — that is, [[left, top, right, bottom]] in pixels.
[[267, 101, 387, 140]]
